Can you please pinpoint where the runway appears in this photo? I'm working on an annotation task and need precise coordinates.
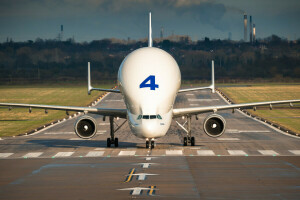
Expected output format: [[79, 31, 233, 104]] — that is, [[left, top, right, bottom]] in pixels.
[[0, 89, 300, 199]]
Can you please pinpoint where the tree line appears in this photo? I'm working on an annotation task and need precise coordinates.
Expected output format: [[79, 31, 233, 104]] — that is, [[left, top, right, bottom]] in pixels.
[[0, 35, 299, 84]]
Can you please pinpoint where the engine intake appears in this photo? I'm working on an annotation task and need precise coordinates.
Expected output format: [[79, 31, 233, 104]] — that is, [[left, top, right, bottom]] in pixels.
[[74, 116, 97, 139], [203, 114, 226, 137]]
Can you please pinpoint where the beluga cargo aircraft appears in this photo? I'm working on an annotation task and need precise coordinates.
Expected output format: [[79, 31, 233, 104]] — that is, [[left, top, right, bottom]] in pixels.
[[1, 13, 299, 148]]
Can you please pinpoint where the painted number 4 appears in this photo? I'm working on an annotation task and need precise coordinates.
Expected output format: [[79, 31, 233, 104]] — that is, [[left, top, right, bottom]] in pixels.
[[139, 75, 159, 90]]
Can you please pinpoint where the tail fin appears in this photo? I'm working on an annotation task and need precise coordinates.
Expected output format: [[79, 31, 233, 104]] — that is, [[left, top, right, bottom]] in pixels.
[[88, 62, 93, 95], [148, 12, 152, 47], [210, 60, 215, 93]]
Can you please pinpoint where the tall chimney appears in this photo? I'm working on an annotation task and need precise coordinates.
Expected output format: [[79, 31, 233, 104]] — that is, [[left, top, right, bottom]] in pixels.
[[253, 24, 256, 42], [244, 13, 247, 42], [249, 16, 253, 43]]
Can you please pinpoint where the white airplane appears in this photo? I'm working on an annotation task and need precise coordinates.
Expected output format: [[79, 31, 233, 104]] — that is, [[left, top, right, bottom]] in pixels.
[[1, 13, 299, 148]]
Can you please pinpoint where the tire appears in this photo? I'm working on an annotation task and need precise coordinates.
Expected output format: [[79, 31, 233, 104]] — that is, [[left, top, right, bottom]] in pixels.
[[115, 138, 119, 147], [151, 141, 155, 149], [183, 137, 187, 146], [146, 141, 149, 148], [107, 138, 111, 147], [191, 137, 195, 146]]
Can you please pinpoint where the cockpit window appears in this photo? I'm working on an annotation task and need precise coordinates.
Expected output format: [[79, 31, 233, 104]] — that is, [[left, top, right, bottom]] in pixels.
[[142, 115, 150, 119], [150, 115, 156, 119], [137, 114, 162, 120]]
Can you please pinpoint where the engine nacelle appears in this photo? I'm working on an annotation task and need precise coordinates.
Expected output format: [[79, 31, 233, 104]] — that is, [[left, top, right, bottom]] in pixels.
[[203, 114, 226, 137], [74, 115, 97, 139]]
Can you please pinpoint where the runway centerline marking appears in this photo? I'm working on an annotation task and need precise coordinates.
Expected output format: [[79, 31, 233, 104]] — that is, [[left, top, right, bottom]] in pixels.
[[165, 150, 183, 156], [118, 151, 136, 156], [289, 150, 300, 155], [197, 150, 215, 156], [228, 150, 247, 156], [188, 98, 219, 101], [99, 123, 110, 125], [54, 152, 74, 157], [258, 150, 279, 156], [0, 153, 14, 158], [85, 151, 104, 157], [23, 152, 43, 158]]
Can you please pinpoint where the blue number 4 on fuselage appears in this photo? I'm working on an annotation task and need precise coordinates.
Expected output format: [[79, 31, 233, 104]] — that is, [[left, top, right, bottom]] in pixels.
[[139, 75, 159, 90]]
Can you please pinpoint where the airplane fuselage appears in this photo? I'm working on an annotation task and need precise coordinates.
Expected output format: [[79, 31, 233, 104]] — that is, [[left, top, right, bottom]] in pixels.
[[118, 47, 181, 139]]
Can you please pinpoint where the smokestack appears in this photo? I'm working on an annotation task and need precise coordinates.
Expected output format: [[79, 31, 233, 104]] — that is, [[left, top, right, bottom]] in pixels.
[[249, 16, 253, 43], [253, 24, 256, 42], [244, 13, 247, 42], [160, 27, 164, 39]]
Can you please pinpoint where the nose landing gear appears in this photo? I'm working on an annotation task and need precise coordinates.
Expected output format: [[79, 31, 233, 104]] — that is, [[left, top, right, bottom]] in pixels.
[[146, 139, 155, 149]]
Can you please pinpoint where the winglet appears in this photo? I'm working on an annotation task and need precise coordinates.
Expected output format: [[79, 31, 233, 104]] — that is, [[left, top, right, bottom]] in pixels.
[[88, 62, 93, 95], [148, 12, 152, 47], [210, 60, 215, 93]]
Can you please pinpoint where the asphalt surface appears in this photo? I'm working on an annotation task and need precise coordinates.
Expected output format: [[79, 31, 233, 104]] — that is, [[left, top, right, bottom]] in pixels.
[[0, 89, 300, 199]]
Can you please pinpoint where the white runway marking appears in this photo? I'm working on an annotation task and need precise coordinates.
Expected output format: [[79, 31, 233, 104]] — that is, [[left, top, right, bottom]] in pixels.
[[0, 153, 13, 158], [185, 93, 195, 96], [97, 130, 107, 134], [197, 150, 215, 156], [85, 151, 104, 157], [188, 98, 219, 101], [166, 150, 183, 156], [44, 132, 74, 135], [99, 123, 110, 125], [105, 99, 123, 101], [258, 150, 279, 156], [217, 138, 240, 141], [146, 157, 151, 161], [239, 130, 270, 133], [289, 150, 300, 155], [190, 104, 199, 106], [54, 152, 74, 157], [228, 150, 247, 156], [69, 138, 83, 140], [118, 151, 136, 156], [23, 152, 43, 158], [94, 148, 106, 150]]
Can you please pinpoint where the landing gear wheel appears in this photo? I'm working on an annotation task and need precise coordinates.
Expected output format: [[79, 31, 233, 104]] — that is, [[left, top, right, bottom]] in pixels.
[[146, 141, 149, 148], [115, 138, 119, 147], [107, 138, 111, 147], [183, 137, 187, 146], [191, 137, 195, 146], [151, 141, 155, 149]]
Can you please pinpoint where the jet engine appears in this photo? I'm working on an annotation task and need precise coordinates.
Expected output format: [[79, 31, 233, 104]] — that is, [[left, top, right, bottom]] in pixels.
[[74, 115, 97, 139], [203, 114, 226, 137]]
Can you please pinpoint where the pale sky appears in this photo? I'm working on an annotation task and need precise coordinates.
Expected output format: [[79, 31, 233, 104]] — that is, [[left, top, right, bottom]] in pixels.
[[0, 0, 299, 42]]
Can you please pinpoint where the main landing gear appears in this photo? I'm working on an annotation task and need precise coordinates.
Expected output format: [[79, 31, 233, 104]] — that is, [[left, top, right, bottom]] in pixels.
[[176, 115, 195, 146], [106, 116, 127, 147], [146, 139, 155, 149]]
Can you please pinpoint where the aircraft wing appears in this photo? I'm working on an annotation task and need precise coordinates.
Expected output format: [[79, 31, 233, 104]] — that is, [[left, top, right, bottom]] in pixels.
[[0, 103, 127, 118], [172, 99, 300, 118]]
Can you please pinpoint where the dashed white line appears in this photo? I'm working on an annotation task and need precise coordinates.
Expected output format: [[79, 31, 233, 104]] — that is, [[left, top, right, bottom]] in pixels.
[[190, 104, 199, 106], [288, 150, 300, 155], [0, 153, 14, 158], [54, 152, 74, 157], [99, 123, 110, 125], [85, 151, 104, 157], [188, 98, 219, 101], [228, 150, 247, 156], [118, 151, 136, 156], [23, 152, 43, 158], [217, 138, 240, 141], [239, 130, 270, 133], [197, 150, 215, 156], [166, 150, 183, 156], [258, 150, 279, 156]]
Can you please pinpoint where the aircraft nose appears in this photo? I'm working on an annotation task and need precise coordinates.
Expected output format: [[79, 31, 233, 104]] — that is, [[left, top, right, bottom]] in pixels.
[[140, 121, 161, 138]]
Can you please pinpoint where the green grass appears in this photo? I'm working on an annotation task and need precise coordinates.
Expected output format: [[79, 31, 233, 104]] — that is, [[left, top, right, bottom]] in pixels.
[[219, 85, 300, 134], [0, 84, 113, 137]]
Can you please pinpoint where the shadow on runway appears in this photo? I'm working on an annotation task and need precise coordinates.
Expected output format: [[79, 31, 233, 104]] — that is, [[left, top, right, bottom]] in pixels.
[[26, 139, 148, 148]]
